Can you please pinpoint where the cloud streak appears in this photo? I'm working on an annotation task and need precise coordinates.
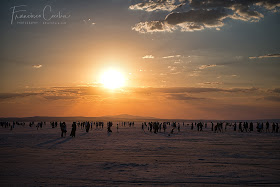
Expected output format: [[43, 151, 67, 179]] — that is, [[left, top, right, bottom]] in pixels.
[[132, 86, 259, 94], [162, 55, 181, 58], [249, 53, 280, 59], [142, 55, 155, 59], [167, 93, 206, 101], [32, 64, 42, 69], [199, 64, 217, 70], [5, 86, 280, 110], [0, 93, 41, 100]]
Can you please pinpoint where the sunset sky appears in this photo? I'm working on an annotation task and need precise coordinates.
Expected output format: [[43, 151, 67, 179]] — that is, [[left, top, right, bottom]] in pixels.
[[0, 0, 280, 119]]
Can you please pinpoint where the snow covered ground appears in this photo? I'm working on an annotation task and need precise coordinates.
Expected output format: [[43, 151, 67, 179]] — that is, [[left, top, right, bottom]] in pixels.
[[0, 122, 280, 186]]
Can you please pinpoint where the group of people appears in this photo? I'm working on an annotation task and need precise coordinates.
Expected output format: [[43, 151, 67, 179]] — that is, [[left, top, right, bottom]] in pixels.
[[256, 122, 279, 133], [60, 121, 116, 138], [1, 120, 280, 137], [142, 121, 168, 133], [141, 121, 280, 134]]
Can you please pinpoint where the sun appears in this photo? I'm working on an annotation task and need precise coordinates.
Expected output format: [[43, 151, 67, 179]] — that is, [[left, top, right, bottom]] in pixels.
[[100, 69, 125, 89]]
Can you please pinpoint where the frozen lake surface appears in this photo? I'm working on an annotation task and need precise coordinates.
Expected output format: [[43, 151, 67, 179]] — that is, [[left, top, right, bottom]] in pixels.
[[1, 122, 280, 186]]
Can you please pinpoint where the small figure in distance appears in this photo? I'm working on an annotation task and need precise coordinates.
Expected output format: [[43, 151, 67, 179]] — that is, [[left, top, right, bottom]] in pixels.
[[60, 122, 67, 138], [107, 121, 113, 133], [70, 122, 77, 137], [86, 122, 90, 133]]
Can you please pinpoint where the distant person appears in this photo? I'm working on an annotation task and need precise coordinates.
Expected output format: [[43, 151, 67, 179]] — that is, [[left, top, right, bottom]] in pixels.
[[107, 121, 112, 133], [243, 122, 248, 132], [257, 122, 262, 132], [249, 122, 253, 132], [60, 122, 67, 137], [199, 123, 203, 131], [272, 122, 276, 133], [149, 123, 152, 132], [86, 122, 90, 133], [238, 122, 243, 132], [163, 123, 166, 133], [266, 122, 270, 132], [70, 122, 77, 137]]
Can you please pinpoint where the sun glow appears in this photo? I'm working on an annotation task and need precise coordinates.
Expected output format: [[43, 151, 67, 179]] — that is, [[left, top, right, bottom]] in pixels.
[[100, 69, 125, 89]]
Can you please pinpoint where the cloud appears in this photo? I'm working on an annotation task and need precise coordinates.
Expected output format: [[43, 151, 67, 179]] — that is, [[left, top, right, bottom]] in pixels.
[[171, 71, 181, 74], [43, 95, 77, 100], [249, 53, 280, 59], [199, 64, 217, 70], [230, 4, 264, 22], [132, 86, 259, 94], [142, 55, 155, 59], [129, 0, 181, 12], [166, 8, 227, 27], [200, 82, 222, 85], [133, 21, 172, 33], [130, 0, 280, 33], [167, 93, 205, 101], [163, 55, 175, 58], [255, 1, 280, 10], [0, 87, 105, 102], [168, 66, 176, 71], [162, 55, 181, 58], [0, 86, 263, 103], [32, 64, 42, 69], [0, 93, 41, 100]]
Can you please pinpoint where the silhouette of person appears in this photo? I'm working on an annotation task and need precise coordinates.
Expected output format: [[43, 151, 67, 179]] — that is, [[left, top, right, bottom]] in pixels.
[[60, 122, 67, 137], [249, 122, 253, 132], [272, 122, 276, 133], [266, 121, 270, 132], [86, 122, 90, 133], [70, 122, 76, 137], [107, 121, 112, 133]]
